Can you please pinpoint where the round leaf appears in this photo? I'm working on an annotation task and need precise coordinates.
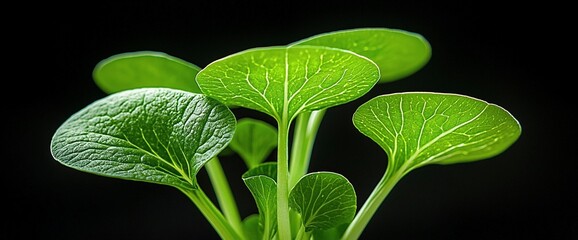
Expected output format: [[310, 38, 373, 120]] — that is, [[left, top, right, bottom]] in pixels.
[[292, 28, 431, 83], [196, 46, 380, 122], [353, 92, 522, 173], [289, 172, 357, 232], [93, 51, 202, 94], [229, 118, 278, 169], [50, 88, 236, 190]]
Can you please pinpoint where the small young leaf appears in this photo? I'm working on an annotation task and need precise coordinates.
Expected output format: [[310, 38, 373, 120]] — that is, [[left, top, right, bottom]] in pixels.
[[93, 51, 202, 94], [353, 92, 522, 173], [196, 45, 380, 121], [291, 28, 431, 83], [230, 118, 278, 169], [242, 162, 278, 239], [242, 214, 263, 240], [50, 88, 235, 190], [289, 172, 357, 232]]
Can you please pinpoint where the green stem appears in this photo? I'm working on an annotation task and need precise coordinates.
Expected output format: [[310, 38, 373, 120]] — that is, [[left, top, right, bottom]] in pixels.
[[205, 157, 244, 239], [295, 224, 311, 240], [289, 210, 301, 239], [262, 214, 271, 240], [289, 109, 326, 188], [277, 119, 292, 240], [180, 187, 242, 240], [341, 167, 405, 240]]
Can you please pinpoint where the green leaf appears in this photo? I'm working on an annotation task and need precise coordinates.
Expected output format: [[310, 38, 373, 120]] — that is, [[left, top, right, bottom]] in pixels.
[[353, 92, 522, 173], [50, 88, 236, 190], [242, 162, 278, 239], [311, 223, 349, 240], [242, 214, 263, 240], [229, 118, 278, 169], [242, 162, 278, 182], [289, 172, 357, 232], [292, 28, 431, 83], [196, 45, 380, 122], [93, 51, 202, 94]]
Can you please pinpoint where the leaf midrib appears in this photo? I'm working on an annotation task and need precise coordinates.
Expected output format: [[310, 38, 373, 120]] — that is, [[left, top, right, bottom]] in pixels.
[[124, 131, 194, 184], [82, 130, 193, 185]]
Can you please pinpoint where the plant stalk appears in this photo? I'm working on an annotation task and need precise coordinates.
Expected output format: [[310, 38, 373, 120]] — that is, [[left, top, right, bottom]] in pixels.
[[276, 119, 292, 240], [289, 109, 326, 188], [341, 166, 406, 240], [181, 187, 242, 240], [295, 224, 311, 240], [205, 157, 244, 239]]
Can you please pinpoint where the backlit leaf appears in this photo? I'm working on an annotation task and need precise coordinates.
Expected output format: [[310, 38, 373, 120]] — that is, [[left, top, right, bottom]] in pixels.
[[353, 92, 522, 173], [292, 28, 431, 82], [93, 51, 201, 94], [230, 118, 278, 169], [196, 46, 379, 121]]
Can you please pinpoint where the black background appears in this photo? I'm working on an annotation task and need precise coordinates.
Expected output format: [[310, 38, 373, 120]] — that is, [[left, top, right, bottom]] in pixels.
[[7, 1, 575, 240]]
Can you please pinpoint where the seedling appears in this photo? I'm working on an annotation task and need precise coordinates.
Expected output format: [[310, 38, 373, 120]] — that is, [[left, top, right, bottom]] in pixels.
[[50, 28, 521, 240]]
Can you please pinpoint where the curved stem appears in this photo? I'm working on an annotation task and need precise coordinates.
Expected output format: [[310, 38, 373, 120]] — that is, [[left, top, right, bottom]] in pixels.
[[289, 109, 326, 188], [180, 187, 242, 240], [341, 167, 405, 240], [277, 119, 292, 240], [205, 157, 244, 239]]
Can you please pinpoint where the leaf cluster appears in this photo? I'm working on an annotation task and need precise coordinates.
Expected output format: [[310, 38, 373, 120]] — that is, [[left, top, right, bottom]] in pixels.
[[51, 28, 521, 240]]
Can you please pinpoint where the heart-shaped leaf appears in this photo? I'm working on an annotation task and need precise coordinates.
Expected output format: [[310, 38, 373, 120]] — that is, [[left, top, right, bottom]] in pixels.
[[242, 162, 278, 239], [93, 51, 201, 94], [50, 88, 235, 190], [229, 118, 278, 169], [289, 172, 357, 232], [353, 92, 522, 173], [292, 28, 431, 83], [196, 45, 380, 122]]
